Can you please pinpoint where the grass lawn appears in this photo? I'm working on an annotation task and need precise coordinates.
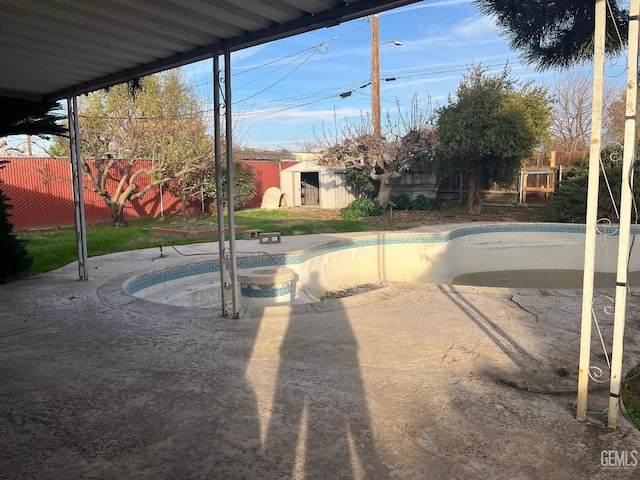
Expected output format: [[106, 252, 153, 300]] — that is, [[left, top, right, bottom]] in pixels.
[[623, 366, 640, 431], [18, 205, 553, 276], [17, 209, 393, 276]]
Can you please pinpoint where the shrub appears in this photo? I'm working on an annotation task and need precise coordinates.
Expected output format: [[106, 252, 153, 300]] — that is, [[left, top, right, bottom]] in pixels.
[[345, 167, 379, 199], [0, 184, 33, 282], [551, 145, 640, 223], [411, 194, 441, 211], [551, 171, 588, 223], [390, 194, 411, 210], [340, 197, 383, 219]]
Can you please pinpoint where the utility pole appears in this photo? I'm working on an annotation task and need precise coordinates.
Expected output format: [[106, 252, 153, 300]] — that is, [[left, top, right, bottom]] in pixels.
[[371, 14, 381, 138]]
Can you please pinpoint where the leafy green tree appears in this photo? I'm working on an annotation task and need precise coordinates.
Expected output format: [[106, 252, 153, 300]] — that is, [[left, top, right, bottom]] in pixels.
[[199, 160, 256, 210], [0, 160, 33, 282], [47, 140, 68, 158], [51, 71, 212, 226], [473, 0, 628, 70], [434, 65, 551, 214]]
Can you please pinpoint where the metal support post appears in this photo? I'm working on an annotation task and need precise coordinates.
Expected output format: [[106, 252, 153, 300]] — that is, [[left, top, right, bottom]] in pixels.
[[225, 50, 240, 318], [214, 55, 228, 317], [67, 96, 89, 281]]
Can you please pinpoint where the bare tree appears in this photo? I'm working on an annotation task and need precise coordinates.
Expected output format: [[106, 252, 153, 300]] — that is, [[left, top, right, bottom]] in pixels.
[[296, 138, 323, 153], [320, 97, 436, 209], [603, 85, 640, 146], [548, 70, 619, 152]]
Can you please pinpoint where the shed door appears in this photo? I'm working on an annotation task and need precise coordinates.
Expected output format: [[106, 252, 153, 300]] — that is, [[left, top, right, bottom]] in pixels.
[[301, 172, 319, 206]]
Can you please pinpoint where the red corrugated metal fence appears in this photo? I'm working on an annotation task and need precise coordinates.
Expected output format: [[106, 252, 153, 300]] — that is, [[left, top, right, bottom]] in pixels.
[[0, 157, 289, 229]]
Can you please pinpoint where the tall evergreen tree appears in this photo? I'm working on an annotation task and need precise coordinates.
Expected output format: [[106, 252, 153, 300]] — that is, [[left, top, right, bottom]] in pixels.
[[0, 160, 32, 282], [0, 97, 66, 138], [474, 0, 628, 70]]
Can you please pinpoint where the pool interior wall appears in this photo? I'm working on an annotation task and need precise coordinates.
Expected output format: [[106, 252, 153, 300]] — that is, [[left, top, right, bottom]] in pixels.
[[125, 223, 640, 307]]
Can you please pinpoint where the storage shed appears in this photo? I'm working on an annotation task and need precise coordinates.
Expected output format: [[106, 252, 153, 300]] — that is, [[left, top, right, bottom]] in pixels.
[[280, 161, 357, 209]]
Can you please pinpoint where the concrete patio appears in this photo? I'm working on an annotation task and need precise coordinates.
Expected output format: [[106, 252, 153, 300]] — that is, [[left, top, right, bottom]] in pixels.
[[2, 229, 640, 479]]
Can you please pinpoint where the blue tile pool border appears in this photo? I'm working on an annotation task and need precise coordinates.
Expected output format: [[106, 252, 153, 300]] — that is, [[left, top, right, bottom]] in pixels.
[[124, 223, 631, 295], [240, 282, 292, 298]]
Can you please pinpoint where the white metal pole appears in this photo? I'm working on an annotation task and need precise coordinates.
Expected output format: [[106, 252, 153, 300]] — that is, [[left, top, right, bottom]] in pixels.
[[559, 165, 563, 185], [608, 0, 640, 428], [214, 55, 228, 317], [518, 170, 524, 204], [225, 50, 241, 318], [67, 96, 89, 281], [577, 0, 606, 421]]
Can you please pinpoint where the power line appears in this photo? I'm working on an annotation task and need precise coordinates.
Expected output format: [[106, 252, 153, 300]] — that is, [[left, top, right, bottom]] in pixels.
[[76, 50, 529, 123]]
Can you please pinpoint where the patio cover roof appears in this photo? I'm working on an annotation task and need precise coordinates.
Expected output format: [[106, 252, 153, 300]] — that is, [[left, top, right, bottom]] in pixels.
[[0, 0, 419, 102]]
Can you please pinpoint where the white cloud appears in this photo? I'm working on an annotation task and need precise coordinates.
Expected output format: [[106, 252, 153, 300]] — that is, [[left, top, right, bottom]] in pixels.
[[232, 44, 269, 65], [452, 16, 496, 39], [394, 17, 500, 54]]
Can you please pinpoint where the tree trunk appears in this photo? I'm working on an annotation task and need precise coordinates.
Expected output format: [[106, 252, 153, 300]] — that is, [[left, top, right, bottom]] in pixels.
[[376, 173, 394, 210], [180, 192, 188, 216], [108, 202, 128, 227], [466, 164, 483, 215]]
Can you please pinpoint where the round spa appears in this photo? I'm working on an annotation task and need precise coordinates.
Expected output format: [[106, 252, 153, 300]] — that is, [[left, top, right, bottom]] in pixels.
[[122, 223, 640, 311], [237, 266, 295, 308]]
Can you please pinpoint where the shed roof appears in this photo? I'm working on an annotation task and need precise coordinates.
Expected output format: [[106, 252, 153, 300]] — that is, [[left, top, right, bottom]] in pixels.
[[281, 160, 343, 173]]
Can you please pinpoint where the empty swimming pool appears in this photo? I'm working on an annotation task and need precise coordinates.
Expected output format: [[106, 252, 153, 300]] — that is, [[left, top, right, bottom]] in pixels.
[[122, 223, 640, 309]]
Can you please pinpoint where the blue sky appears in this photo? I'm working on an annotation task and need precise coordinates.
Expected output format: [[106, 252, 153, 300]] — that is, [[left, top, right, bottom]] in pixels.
[[182, 0, 569, 150], [2, 0, 626, 156]]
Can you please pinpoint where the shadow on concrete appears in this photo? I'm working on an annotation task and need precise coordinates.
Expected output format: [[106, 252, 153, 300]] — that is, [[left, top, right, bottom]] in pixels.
[[0, 278, 264, 478], [260, 271, 389, 478], [436, 284, 536, 371]]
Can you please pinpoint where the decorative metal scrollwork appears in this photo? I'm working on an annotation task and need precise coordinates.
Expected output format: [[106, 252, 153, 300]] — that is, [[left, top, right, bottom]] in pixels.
[[596, 217, 618, 236], [218, 72, 227, 115], [589, 366, 608, 384], [589, 294, 614, 382]]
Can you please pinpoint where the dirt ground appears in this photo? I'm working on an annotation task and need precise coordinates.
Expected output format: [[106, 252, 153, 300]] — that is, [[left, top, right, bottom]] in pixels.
[[288, 204, 549, 228]]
